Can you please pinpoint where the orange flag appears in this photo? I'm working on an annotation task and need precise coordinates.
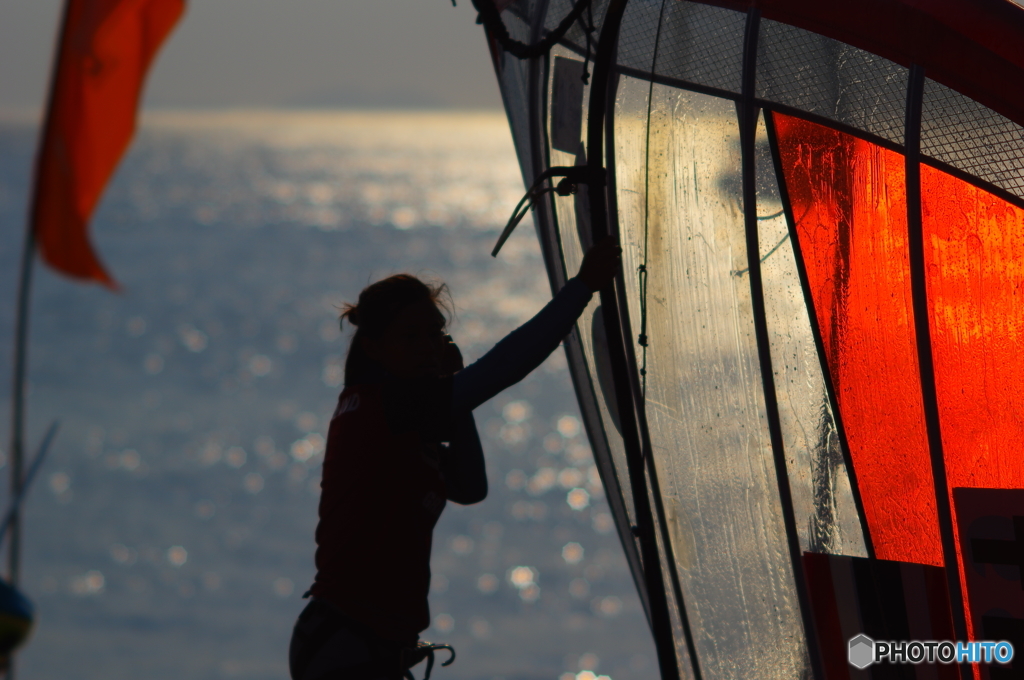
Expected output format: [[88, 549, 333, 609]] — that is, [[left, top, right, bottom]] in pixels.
[[31, 0, 185, 288]]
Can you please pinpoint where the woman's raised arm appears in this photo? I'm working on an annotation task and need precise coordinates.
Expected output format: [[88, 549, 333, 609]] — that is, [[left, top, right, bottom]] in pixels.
[[451, 237, 620, 413]]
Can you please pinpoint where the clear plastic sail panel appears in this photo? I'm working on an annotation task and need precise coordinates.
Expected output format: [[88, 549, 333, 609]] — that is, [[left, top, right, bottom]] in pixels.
[[480, 0, 1024, 677]]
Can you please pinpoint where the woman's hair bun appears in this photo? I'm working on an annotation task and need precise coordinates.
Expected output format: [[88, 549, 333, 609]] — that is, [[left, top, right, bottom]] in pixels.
[[340, 303, 360, 327], [337, 274, 450, 338], [337, 274, 452, 385]]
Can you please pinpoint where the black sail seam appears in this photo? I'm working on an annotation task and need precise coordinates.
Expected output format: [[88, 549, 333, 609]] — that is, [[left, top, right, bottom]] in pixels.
[[905, 62, 971, 654], [584, 1, 684, 679], [739, 9, 826, 680]]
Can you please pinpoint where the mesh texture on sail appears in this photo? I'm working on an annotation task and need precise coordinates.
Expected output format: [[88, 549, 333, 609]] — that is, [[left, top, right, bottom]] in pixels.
[[615, 0, 663, 75], [615, 0, 745, 96], [756, 19, 907, 145], [548, 0, 611, 51], [921, 78, 1024, 202], [654, 1, 745, 94]]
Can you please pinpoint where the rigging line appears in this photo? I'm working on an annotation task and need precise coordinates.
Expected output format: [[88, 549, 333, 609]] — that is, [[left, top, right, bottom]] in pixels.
[[588, 23, 658, 628], [577, 1, 596, 84], [631, 2, 705, 677], [730, 232, 789, 277], [493, 166, 604, 257], [729, 207, 798, 277], [472, 0, 593, 60], [491, 185, 556, 257], [638, 0, 670, 395]]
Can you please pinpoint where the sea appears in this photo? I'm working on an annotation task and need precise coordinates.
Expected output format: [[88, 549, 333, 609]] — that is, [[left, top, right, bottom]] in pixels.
[[0, 110, 656, 680]]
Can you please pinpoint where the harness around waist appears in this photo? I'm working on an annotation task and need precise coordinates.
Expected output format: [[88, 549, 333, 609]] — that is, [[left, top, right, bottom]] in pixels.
[[295, 598, 454, 680]]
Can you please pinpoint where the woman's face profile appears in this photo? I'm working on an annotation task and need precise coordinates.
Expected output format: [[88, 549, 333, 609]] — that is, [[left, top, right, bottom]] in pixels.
[[362, 299, 447, 378]]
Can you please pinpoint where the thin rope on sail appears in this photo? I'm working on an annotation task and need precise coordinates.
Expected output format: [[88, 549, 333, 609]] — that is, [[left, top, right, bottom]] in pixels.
[[730, 208, 791, 276], [638, 0, 670, 394], [577, 1, 596, 84]]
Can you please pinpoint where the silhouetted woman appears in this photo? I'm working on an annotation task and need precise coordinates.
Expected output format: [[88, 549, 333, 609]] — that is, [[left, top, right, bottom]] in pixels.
[[289, 239, 620, 680]]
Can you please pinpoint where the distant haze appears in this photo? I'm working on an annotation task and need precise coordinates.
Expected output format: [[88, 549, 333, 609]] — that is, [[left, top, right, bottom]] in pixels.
[[0, 0, 504, 111]]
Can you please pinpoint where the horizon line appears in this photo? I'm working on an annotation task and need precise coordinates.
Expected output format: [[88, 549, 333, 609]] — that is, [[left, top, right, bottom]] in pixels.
[[0, 104, 507, 125]]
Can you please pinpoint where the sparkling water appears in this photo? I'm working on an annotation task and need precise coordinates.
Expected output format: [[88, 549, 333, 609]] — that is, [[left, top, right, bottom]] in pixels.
[[0, 111, 655, 680]]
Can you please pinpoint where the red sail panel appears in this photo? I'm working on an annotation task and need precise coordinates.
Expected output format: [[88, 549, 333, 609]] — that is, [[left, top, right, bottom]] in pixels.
[[922, 166, 1024, 493], [773, 113, 943, 566], [924, 167, 1024, 640]]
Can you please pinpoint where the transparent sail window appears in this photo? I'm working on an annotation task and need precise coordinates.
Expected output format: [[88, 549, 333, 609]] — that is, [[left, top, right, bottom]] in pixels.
[[615, 79, 807, 679]]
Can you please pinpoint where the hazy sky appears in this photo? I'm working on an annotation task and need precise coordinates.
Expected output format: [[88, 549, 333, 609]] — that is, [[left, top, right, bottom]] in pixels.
[[1, 0, 504, 111]]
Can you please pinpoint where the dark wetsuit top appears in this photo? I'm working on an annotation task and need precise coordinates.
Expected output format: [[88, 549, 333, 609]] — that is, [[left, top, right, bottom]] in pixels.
[[308, 278, 593, 643]]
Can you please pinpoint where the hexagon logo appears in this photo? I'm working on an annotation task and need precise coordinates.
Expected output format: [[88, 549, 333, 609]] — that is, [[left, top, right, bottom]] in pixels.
[[848, 634, 875, 669]]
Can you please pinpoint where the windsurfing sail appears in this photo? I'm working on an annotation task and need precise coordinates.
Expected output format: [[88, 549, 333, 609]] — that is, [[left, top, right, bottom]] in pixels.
[[478, 0, 1024, 678]]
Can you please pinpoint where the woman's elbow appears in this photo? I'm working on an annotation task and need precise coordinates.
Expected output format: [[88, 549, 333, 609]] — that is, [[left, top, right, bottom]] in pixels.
[[448, 482, 488, 506]]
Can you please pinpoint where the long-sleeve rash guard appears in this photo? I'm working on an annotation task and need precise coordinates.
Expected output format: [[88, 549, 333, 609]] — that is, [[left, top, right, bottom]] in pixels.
[[452, 277, 592, 412], [309, 277, 593, 642]]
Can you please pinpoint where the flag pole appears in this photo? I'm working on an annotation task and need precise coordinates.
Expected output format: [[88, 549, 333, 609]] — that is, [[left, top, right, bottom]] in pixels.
[[11, 0, 68, 579], [6, 6, 71, 679], [6, 185, 38, 680], [8, 222, 37, 590]]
